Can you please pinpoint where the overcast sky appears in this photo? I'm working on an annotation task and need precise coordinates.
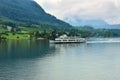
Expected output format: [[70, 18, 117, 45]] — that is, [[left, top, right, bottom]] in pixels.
[[35, 0, 120, 25]]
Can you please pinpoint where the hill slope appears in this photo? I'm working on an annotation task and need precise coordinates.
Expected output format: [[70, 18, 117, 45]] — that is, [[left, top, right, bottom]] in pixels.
[[0, 0, 71, 28], [65, 18, 120, 29]]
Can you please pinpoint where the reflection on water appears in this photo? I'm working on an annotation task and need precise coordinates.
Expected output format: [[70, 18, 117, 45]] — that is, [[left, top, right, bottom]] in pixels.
[[0, 40, 55, 60], [87, 38, 120, 43], [0, 40, 120, 80]]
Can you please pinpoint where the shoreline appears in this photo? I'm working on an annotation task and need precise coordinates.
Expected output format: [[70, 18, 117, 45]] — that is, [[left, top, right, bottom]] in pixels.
[[0, 37, 47, 41]]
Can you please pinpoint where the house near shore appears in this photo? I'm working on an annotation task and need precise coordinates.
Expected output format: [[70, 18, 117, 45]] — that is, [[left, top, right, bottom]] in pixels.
[[7, 26, 12, 32], [20, 30, 29, 33]]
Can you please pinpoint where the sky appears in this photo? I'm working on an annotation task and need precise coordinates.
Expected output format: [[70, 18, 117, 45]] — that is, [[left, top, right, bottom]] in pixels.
[[35, 0, 120, 25]]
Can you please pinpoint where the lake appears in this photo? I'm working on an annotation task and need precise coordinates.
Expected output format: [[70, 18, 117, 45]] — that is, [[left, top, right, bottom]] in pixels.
[[0, 39, 120, 80]]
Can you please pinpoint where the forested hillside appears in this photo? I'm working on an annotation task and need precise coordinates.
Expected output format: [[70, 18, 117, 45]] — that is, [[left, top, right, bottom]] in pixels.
[[0, 0, 71, 28]]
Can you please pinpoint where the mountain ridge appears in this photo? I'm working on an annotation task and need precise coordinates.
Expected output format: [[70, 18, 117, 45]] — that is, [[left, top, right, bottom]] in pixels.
[[0, 0, 71, 28], [65, 18, 120, 29]]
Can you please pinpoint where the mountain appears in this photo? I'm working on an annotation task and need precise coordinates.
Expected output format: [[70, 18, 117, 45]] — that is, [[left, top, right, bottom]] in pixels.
[[65, 18, 120, 29], [0, 0, 71, 28], [80, 19, 109, 28], [109, 24, 120, 29], [65, 18, 110, 28]]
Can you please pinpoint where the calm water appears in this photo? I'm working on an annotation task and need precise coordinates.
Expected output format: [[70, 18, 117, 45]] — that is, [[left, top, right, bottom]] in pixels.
[[0, 39, 120, 80]]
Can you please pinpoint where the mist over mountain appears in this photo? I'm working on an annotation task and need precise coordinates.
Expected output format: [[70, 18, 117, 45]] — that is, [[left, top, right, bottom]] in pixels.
[[65, 18, 120, 29], [0, 0, 71, 28]]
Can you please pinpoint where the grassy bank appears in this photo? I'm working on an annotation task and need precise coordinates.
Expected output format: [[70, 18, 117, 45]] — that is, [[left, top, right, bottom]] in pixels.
[[1, 33, 30, 40]]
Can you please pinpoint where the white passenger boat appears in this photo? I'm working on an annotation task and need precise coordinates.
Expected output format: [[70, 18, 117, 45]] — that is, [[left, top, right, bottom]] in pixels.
[[50, 34, 86, 44]]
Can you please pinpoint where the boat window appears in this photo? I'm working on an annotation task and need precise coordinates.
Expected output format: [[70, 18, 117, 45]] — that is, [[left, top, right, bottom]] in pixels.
[[69, 40, 75, 41], [56, 40, 61, 41], [63, 40, 67, 41]]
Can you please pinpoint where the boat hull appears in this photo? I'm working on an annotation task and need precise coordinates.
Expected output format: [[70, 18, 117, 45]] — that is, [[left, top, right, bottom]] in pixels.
[[49, 39, 86, 44]]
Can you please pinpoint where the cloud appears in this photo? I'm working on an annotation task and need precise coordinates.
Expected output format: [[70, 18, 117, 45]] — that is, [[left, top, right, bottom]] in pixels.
[[35, 0, 120, 25]]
